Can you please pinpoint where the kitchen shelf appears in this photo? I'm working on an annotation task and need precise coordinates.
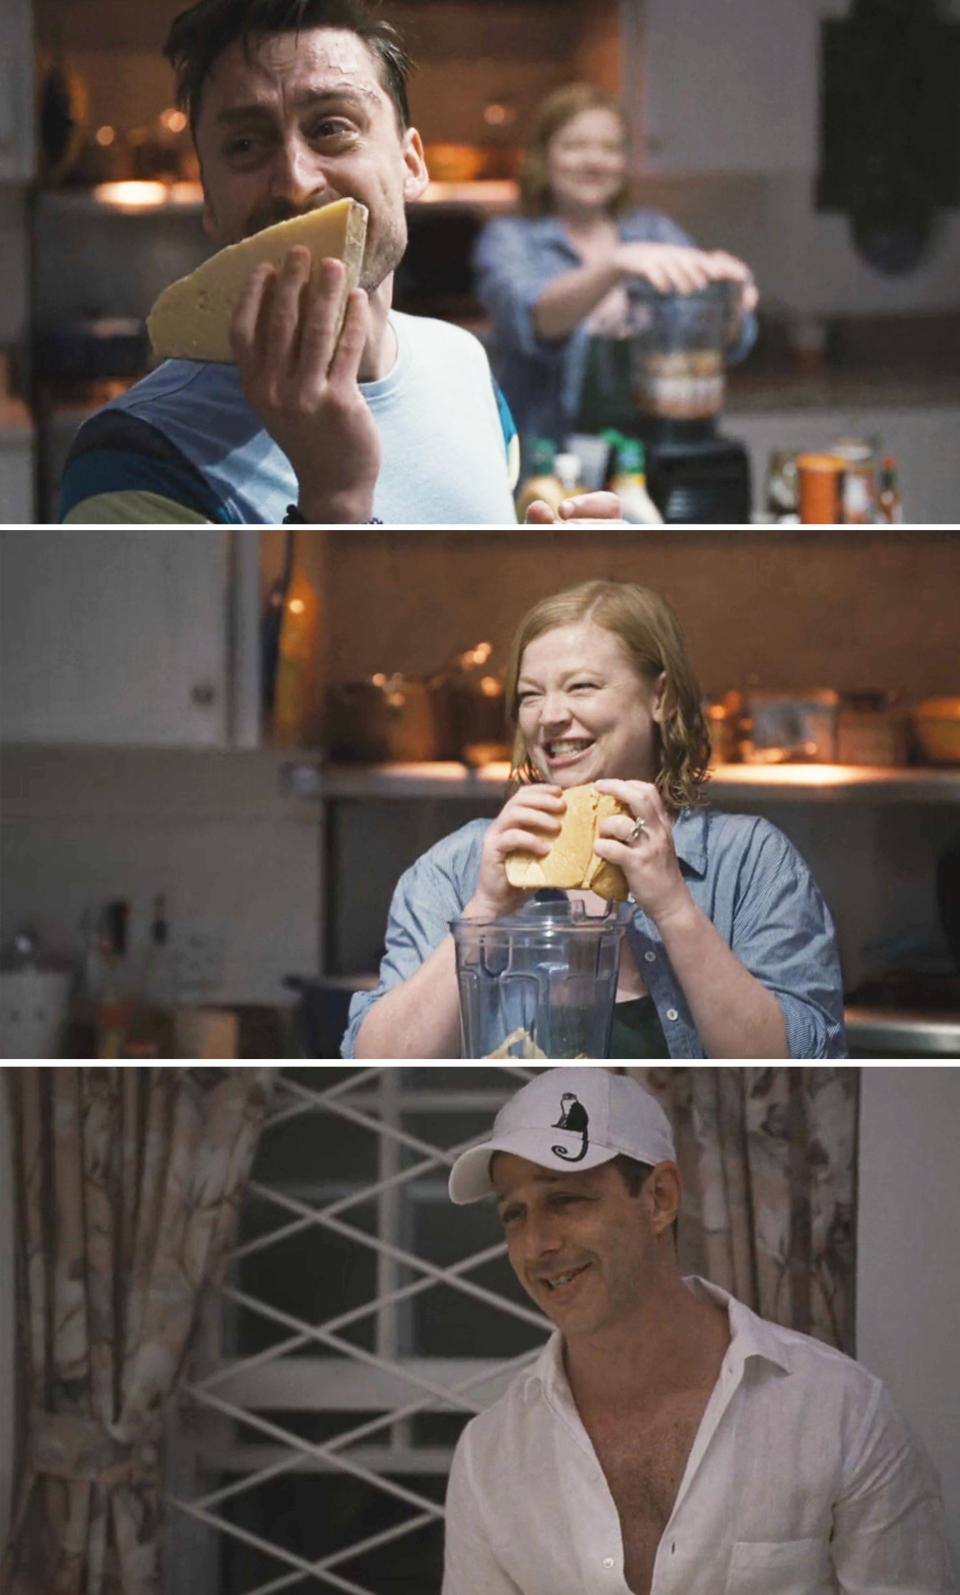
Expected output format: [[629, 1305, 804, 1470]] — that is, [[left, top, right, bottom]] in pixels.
[[313, 761, 960, 805], [35, 178, 518, 217]]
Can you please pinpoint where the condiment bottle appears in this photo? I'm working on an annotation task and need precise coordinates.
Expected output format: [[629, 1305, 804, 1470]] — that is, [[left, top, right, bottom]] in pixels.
[[93, 900, 136, 1058], [831, 436, 876, 524], [552, 451, 587, 503], [515, 437, 566, 518], [764, 449, 801, 524], [127, 894, 177, 1058], [608, 436, 663, 525], [795, 453, 846, 525], [876, 456, 903, 523]]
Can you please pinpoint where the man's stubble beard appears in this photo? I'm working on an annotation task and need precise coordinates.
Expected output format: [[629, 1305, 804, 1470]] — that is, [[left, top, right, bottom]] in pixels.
[[358, 208, 407, 294]]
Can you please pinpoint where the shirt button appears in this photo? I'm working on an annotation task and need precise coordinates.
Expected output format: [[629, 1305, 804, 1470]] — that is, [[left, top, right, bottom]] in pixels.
[[644, 950, 656, 963], [666, 1008, 679, 1021], [602, 1558, 615, 1569]]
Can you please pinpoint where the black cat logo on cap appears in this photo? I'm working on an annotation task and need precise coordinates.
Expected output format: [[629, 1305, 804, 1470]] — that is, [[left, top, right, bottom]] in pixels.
[[551, 1091, 589, 1163]]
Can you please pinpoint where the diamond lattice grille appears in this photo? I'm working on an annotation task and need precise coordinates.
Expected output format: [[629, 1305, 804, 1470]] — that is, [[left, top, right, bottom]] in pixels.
[[168, 1066, 550, 1595]]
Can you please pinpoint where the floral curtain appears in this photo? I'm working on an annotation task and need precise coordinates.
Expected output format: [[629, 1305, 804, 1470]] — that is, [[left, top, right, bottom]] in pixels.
[[626, 1067, 859, 1353], [1, 1065, 274, 1595]]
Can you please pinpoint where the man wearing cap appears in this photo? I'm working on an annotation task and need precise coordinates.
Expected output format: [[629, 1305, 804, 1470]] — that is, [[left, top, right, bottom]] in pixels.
[[444, 1068, 956, 1595]]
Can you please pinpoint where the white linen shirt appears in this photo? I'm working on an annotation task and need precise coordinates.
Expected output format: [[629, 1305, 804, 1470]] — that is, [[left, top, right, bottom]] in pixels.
[[442, 1277, 957, 1595]]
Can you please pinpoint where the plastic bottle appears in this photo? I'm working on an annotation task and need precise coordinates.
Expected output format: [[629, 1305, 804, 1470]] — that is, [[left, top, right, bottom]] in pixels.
[[93, 900, 135, 1058], [876, 456, 903, 523], [552, 452, 586, 501], [608, 436, 664, 526], [515, 438, 567, 518]]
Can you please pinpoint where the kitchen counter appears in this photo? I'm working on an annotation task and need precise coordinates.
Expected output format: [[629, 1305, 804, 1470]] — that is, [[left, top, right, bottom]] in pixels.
[[726, 370, 960, 411], [311, 761, 960, 805]]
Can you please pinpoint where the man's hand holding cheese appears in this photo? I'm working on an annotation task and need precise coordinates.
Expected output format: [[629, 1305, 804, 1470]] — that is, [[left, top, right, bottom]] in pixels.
[[230, 250, 381, 524]]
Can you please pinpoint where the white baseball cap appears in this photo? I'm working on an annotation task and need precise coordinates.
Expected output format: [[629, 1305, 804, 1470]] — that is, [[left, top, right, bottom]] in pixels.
[[448, 1067, 676, 1204]]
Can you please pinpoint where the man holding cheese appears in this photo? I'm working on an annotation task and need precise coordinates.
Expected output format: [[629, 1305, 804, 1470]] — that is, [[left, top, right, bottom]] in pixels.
[[58, 0, 623, 526]]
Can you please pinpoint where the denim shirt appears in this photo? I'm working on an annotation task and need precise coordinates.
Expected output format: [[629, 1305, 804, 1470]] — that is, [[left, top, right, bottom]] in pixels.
[[342, 806, 847, 1059], [472, 209, 758, 449]]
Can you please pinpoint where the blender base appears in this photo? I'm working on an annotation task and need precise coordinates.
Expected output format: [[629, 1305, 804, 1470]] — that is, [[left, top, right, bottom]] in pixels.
[[644, 426, 753, 525], [585, 407, 753, 525]]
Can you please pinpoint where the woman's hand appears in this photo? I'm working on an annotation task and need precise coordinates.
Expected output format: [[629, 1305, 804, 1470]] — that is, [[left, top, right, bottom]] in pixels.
[[593, 778, 692, 926], [523, 490, 627, 526], [463, 784, 566, 920], [615, 241, 756, 308]]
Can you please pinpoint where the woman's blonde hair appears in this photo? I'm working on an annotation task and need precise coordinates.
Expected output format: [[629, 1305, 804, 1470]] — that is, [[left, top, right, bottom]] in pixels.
[[518, 82, 630, 217], [504, 580, 711, 812]]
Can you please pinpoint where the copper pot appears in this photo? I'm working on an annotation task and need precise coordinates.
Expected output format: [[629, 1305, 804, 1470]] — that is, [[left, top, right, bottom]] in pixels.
[[326, 675, 444, 762], [911, 698, 960, 765]]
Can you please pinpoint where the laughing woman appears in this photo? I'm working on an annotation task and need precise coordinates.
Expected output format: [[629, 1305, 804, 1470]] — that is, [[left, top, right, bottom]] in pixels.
[[342, 580, 845, 1060]]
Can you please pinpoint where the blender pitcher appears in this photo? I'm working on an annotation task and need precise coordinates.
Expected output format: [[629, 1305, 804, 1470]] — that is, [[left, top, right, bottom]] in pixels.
[[451, 900, 632, 1059], [628, 280, 740, 422]]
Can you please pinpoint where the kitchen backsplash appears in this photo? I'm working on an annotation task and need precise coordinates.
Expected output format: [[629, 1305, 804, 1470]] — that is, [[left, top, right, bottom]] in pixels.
[[281, 527, 960, 703]]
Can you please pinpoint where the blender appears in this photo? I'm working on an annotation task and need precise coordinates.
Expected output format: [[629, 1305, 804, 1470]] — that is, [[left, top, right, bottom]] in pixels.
[[576, 279, 752, 524], [629, 280, 752, 524], [451, 900, 632, 1059]]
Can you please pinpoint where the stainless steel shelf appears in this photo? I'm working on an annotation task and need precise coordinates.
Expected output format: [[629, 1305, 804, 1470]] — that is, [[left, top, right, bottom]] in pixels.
[[845, 1007, 960, 1058], [315, 761, 960, 805]]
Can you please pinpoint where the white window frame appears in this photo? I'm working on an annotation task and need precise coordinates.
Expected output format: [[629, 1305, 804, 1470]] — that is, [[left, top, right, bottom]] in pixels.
[[167, 1065, 549, 1595]]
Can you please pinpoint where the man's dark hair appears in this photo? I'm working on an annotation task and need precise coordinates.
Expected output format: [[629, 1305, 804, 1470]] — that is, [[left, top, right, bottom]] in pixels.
[[612, 1154, 655, 1196], [614, 1153, 679, 1241], [164, 0, 414, 134]]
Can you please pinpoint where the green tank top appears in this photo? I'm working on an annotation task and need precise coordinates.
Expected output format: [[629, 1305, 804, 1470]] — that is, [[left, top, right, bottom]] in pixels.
[[609, 995, 671, 1059]]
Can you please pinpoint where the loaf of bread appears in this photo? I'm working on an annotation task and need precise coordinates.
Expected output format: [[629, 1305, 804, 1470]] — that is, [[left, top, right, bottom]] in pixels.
[[147, 197, 368, 362], [506, 783, 630, 900]]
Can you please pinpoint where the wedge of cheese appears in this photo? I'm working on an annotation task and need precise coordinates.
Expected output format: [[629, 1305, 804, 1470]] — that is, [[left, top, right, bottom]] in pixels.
[[506, 784, 629, 900], [147, 198, 368, 363]]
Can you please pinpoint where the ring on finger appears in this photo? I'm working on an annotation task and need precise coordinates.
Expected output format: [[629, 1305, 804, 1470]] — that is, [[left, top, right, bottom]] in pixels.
[[627, 817, 647, 843]]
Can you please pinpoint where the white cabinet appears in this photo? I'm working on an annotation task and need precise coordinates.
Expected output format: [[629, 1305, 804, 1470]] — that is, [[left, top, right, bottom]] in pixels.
[[0, 529, 260, 747], [0, 0, 35, 182], [626, 0, 842, 175]]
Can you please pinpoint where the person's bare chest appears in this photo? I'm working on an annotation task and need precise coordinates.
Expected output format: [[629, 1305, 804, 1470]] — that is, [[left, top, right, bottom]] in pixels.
[[583, 1391, 712, 1595]]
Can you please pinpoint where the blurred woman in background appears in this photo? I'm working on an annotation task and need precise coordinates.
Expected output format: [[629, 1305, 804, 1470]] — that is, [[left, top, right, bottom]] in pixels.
[[473, 83, 759, 453]]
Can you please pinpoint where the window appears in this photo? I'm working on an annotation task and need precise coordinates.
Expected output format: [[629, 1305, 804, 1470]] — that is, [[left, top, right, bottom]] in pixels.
[[168, 1066, 549, 1595]]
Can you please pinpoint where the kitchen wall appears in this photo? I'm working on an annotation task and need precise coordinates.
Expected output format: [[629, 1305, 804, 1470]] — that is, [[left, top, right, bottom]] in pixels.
[[631, 169, 960, 323], [0, 748, 323, 1006], [857, 1066, 960, 1567], [293, 527, 960, 701]]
